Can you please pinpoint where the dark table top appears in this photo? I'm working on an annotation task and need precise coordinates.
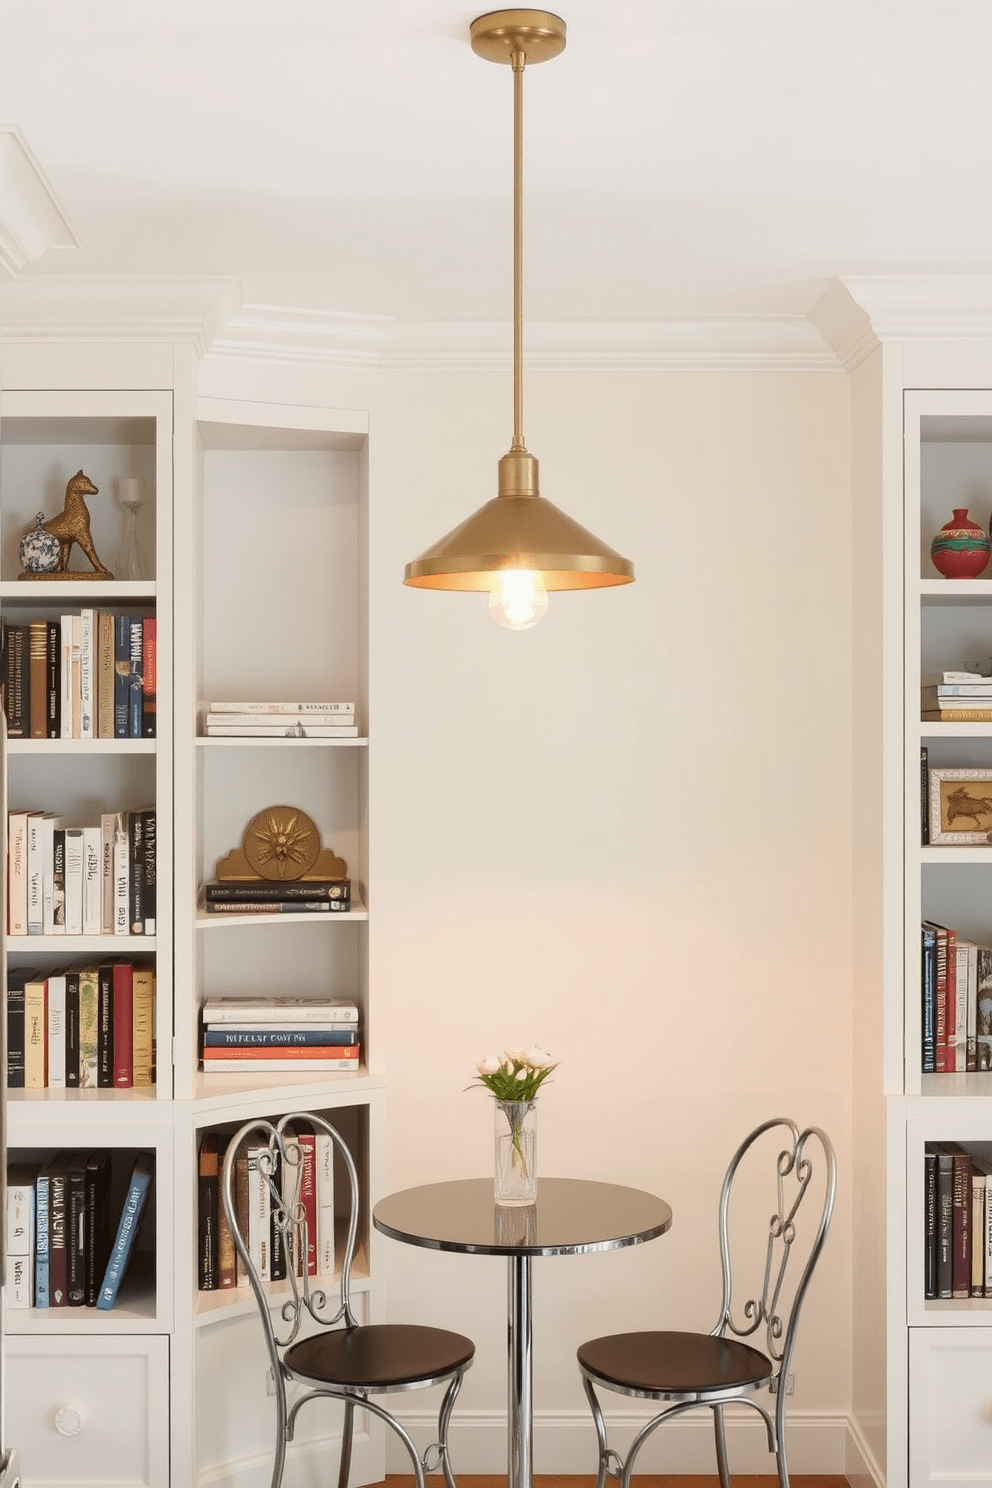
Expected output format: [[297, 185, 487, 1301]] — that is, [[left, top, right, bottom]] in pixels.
[[372, 1176, 673, 1257]]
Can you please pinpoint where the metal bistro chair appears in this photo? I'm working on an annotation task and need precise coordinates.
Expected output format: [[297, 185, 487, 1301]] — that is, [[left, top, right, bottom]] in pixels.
[[221, 1112, 475, 1488], [577, 1117, 837, 1488]]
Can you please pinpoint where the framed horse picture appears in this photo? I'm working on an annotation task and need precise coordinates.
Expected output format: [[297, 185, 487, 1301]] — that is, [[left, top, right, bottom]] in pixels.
[[929, 767, 992, 845]]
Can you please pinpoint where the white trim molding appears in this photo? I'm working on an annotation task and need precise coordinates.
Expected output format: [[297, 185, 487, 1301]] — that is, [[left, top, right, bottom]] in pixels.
[[814, 274, 992, 370], [386, 1404, 878, 1480], [0, 128, 78, 277]]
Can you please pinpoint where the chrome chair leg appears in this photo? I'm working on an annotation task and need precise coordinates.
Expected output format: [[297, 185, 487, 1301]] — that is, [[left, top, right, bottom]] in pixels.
[[581, 1375, 613, 1488], [436, 1368, 466, 1488], [712, 1405, 731, 1488], [336, 1399, 355, 1488]]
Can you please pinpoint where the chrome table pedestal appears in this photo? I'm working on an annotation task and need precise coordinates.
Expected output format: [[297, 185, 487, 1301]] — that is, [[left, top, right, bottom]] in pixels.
[[374, 1176, 672, 1488]]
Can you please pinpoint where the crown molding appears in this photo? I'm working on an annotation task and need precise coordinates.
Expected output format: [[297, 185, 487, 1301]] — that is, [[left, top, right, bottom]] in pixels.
[[814, 275, 992, 369], [1, 276, 842, 370], [0, 128, 79, 277]]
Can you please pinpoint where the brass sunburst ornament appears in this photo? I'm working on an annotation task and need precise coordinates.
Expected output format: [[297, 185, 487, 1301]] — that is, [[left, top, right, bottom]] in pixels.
[[402, 9, 634, 630], [215, 805, 348, 883]]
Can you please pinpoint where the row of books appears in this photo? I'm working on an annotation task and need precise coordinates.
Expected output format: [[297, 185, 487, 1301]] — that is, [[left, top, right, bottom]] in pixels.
[[201, 997, 360, 1073], [201, 699, 357, 738], [7, 806, 155, 937], [198, 1123, 335, 1290], [7, 962, 156, 1090], [7, 1150, 153, 1310], [203, 878, 352, 917], [921, 922, 992, 1074], [2, 612, 155, 740], [925, 1143, 992, 1299]]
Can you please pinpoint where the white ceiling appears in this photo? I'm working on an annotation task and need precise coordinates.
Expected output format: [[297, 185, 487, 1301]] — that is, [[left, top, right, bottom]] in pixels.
[[3, 0, 992, 325]]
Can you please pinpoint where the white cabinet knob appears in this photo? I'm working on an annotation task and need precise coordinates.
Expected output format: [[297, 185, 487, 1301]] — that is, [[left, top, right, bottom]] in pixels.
[[54, 1406, 84, 1437]]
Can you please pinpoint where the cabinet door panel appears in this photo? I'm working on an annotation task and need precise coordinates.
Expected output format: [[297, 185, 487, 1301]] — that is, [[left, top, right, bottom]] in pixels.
[[910, 1327, 992, 1485]]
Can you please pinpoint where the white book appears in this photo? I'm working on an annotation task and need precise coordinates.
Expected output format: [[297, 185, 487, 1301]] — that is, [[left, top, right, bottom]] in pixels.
[[201, 1056, 359, 1071], [315, 1132, 335, 1274], [207, 701, 355, 714], [205, 710, 357, 727], [246, 1144, 270, 1281], [47, 974, 67, 1089], [79, 608, 95, 739], [41, 814, 63, 935], [101, 812, 116, 934], [6, 1164, 36, 1256], [7, 810, 33, 936], [70, 614, 82, 739], [82, 825, 103, 935], [114, 811, 130, 936], [60, 615, 73, 738], [201, 999, 359, 1024], [7, 1253, 33, 1309], [63, 827, 85, 936], [205, 723, 360, 738], [954, 942, 972, 1073], [26, 811, 49, 935]]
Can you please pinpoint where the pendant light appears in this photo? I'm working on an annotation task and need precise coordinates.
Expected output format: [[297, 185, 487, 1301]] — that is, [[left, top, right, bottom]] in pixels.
[[403, 9, 635, 629]]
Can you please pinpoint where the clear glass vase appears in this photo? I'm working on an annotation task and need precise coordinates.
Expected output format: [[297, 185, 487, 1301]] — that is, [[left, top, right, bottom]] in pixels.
[[494, 1099, 537, 1206]]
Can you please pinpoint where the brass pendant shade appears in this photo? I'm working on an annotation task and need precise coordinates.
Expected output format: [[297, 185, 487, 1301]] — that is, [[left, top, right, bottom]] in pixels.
[[403, 9, 634, 607]]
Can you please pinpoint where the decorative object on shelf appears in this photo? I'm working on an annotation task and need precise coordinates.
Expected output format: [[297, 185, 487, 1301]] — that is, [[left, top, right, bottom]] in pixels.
[[114, 477, 148, 582], [469, 1046, 557, 1205], [927, 767, 992, 845], [403, 10, 633, 629], [215, 804, 348, 882], [18, 470, 112, 581], [18, 512, 61, 574], [930, 508, 991, 578]]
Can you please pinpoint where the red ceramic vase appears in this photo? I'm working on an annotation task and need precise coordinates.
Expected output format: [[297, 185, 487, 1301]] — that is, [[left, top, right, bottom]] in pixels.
[[930, 508, 991, 579]]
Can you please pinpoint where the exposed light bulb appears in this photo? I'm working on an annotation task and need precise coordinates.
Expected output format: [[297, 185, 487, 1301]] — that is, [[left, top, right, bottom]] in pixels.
[[488, 569, 549, 630]]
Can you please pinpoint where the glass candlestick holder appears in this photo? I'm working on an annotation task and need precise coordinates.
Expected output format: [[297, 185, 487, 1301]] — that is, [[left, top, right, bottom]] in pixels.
[[114, 477, 148, 581]]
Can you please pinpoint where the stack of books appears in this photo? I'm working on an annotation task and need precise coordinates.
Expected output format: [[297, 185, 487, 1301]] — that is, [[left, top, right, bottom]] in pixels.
[[2, 611, 155, 740], [200, 997, 360, 1072], [6, 1150, 153, 1311], [202, 877, 352, 916], [7, 806, 155, 938], [197, 1122, 335, 1289], [924, 1142, 992, 1300], [201, 701, 357, 738], [7, 961, 156, 1090], [922, 671, 992, 722]]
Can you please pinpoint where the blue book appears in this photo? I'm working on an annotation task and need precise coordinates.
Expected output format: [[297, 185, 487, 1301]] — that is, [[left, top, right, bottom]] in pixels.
[[35, 1168, 50, 1308], [202, 1027, 359, 1047], [127, 619, 143, 738], [96, 1152, 153, 1311], [113, 614, 131, 738]]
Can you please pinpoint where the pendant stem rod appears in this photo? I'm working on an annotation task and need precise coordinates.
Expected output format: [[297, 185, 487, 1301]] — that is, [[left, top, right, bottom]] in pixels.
[[511, 49, 525, 453]]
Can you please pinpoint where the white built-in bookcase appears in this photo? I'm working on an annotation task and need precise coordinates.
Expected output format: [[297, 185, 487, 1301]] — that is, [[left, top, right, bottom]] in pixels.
[[0, 374, 385, 1487]]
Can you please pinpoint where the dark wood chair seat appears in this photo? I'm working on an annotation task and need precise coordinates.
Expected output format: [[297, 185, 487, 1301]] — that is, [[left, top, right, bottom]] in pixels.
[[286, 1322, 477, 1392], [577, 1329, 772, 1398]]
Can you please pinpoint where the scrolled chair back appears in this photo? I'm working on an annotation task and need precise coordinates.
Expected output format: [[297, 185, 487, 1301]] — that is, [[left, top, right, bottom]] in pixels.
[[714, 1117, 837, 1374]]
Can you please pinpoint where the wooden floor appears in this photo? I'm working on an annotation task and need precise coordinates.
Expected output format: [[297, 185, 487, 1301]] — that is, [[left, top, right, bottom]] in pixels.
[[381, 1476, 850, 1487]]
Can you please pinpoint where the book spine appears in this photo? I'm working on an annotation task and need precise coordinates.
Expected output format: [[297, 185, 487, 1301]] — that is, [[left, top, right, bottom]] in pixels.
[[97, 964, 114, 1088], [921, 708, 992, 721], [203, 1027, 360, 1047], [204, 901, 345, 914], [7, 812, 29, 935], [142, 616, 156, 737], [204, 711, 357, 727], [114, 812, 130, 936], [97, 611, 115, 739], [201, 1002, 359, 1024], [28, 619, 47, 739], [78, 967, 99, 1089], [46, 975, 66, 1090], [49, 1167, 67, 1306], [101, 812, 116, 934], [66, 1165, 87, 1305], [142, 808, 156, 935], [127, 618, 143, 738], [59, 616, 73, 738], [922, 926, 936, 1073], [6, 975, 25, 1088], [26, 812, 45, 935], [46, 619, 61, 738], [51, 828, 66, 935], [79, 608, 94, 738], [113, 962, 134, 1088], [973, 1163, 986, 1298], [3, 624, 28, 737], [69, 614, 81, 738], [82, 826, 103, 936], [114, 614, 131, 738], [63, 826, 85, 936], [197, 1135, 219, 1290], [298, 1133, 316, 1276], [207, 701, 356, 714], [85, 1153, 111, 1307], [247, 1146, 269, 1281], [316, 1132, 334, 1274], [217, 1139, 237, 1290], [96, 1156, 153, 1310], [953, 1149, 972, 1298], [41, 815, 59, 935], [132, 965, 156, 1089], [24, 979, 47, 1089], [203, 723, 359, 736], [201, 1044, 359, 1061], [64, 971, 80, 1088], [269, 1149, 286, 1282], [205, 879, 351, 902], [35, 1173, 50, 1308], [129, 809, 145, 935]]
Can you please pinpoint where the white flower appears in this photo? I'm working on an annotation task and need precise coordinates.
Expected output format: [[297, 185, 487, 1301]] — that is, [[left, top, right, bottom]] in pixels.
[[477, 1054, 501, 1075], [524, 1046, 553, 1069], [515, 1067, 529, 1081], [505, 1047, 527, 1064]]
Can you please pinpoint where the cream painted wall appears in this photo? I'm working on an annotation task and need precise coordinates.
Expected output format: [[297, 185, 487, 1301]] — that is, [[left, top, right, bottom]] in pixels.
[[369, 365, 855, 1468]]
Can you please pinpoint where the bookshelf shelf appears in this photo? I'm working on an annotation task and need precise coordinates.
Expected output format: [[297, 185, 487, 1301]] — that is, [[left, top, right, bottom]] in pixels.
[[195, 736, 368, 748]]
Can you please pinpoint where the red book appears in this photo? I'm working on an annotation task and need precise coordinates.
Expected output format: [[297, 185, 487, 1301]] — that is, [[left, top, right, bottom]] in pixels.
[[141, 617, 156, 738], [112, 962, 134, 1088], [296, 1129, 317, 1276]]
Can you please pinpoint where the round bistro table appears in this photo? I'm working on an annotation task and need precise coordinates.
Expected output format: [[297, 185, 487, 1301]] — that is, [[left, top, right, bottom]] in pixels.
[[372, 1177, 673, 1488]]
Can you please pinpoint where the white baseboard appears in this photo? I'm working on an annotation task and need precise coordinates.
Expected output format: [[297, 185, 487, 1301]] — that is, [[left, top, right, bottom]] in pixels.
[[844, 1416, 886, 1488], [385, 1405, 866, 1478]]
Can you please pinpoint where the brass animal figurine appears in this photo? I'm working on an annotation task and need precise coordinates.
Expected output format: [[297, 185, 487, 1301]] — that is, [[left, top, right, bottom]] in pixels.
[[32, 469, 112, 579]]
